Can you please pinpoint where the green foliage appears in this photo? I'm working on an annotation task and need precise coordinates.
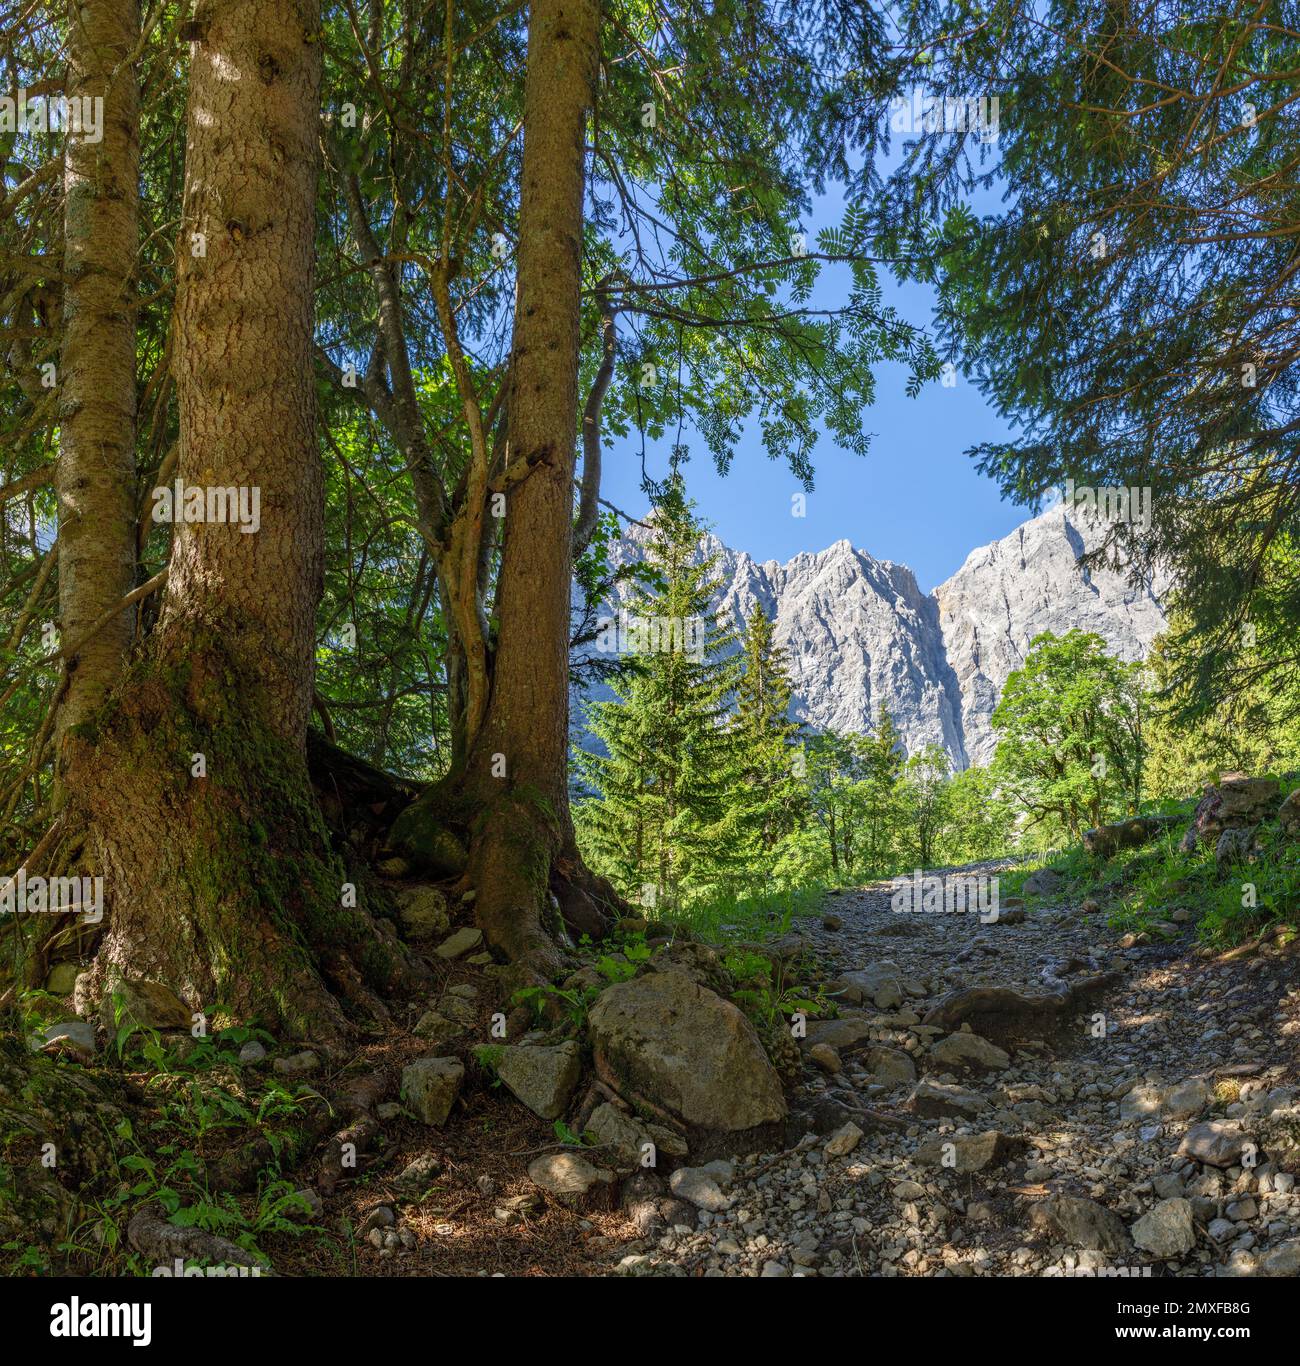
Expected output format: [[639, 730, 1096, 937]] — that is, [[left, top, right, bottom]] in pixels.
[[878, 0, 1300, 722], [734, 600, 808, 855], [55, 1031, 324, 1275], [657, 881, 824, 945], [1143, 614, 1300, 800], [575, 478, 747, 910], [991, 631, 1144, 841]]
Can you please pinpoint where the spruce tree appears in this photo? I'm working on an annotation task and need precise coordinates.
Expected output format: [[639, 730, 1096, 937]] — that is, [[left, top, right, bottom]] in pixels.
[[735, 601, 807, 856], [857, 705, 906, 875], [576, 477, 744, 911]]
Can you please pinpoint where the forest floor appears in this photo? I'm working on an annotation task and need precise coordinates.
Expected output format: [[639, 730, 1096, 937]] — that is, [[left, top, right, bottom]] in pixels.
[[11, 860, 1299, 1278]]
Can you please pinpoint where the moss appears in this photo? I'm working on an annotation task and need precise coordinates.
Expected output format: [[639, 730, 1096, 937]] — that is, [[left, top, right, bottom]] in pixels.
[[64, 630, 411, 1035]]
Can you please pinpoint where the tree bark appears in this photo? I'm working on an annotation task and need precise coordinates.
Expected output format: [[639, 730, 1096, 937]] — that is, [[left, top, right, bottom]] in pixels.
[[463, 0, 604, 976], [55, 0, 141, 774], [63, 0, 420, 1041]]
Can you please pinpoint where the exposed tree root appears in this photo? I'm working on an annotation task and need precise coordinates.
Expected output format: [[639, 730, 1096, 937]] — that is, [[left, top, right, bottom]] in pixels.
[[128, 1207, 266, 1271], [922, 971, 1122, 1041], [57, 654, 428, 1045]]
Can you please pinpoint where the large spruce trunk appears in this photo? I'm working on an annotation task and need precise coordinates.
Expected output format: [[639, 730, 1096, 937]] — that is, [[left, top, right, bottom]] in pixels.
[[460, 0, 607, 980], [55, 0, 141, 766], [64, 0, 416, 1041], [389, 0, 614, 981]]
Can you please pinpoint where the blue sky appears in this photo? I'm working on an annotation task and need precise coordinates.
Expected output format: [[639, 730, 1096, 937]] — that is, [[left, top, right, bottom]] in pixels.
[[600, 176, 1029, 594]]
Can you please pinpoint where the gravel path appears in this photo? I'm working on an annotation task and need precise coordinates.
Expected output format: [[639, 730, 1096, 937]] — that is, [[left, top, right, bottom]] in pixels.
[[604, 869, 1300, 1278]]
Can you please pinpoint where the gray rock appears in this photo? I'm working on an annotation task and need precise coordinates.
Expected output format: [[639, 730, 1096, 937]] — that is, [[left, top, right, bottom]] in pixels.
[[34, 1020, 97, 1056], [805, 1015, 874, 1050], [396, 1153, 443, 1189], [100, 978, 190, 1032], [1119, 1084, 1163, 1121], [435, 927, 483, 959], [44, 962, 80, 996], [906, 1079, 990, 1119], [392, 885, 450, 940], [238, 1041, 267, 1064], [413, 1010, 463, 1043], [527, 1152, 615, 1209], [808, 1043, 842, 1074], [930, 1031, 1010, 1073], [1162, 1078, 1211, 1121], [286, 1188, 324, 1224], [1023, 868, 1064, 898], [587, 969, 786, 1138], [865, 1044, 917, 1087], [494, 1040, 582, 1121], [1259, 1240, 1300, 1276], [831, 963, 904, 1010], [1130, 1198, 1196, 1257], [1178, 1121, 1252, 1168], [273, 1050, 320, 1080], [669, 1166, 733, 1212], [1031, 1195, 1131, 1255], [1121, 1078, 1210, 1123], [401, 1056, 464, 1126], [914, 1131, 1020, 1172], [586, 1103, 652, 1172], [824, 1121, 864, 1157]]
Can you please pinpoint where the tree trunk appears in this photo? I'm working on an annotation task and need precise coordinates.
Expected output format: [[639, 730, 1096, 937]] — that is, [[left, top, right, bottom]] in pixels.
[[458, 0, 604, 979], [55, 0, 141, 775], [63, 0, 419, 1041]]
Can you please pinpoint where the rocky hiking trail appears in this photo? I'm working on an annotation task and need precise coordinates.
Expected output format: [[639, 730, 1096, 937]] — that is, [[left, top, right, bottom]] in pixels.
[[585, 868, 1300, 1278], [279, 863, 1300, 1280]]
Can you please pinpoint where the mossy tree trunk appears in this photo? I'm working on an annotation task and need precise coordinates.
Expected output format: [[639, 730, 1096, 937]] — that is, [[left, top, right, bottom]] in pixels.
[[63, 0, 418, 1042]]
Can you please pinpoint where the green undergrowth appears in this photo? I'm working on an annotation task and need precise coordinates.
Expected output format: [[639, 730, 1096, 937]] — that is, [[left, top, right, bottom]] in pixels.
[[652, 880, 825, 946], [2, 1019, 344, 1277], [996, 784, 1298, 948]]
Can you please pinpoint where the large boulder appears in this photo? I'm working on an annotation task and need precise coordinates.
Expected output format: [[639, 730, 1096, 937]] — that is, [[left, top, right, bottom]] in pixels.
[[587, 970, 786, 1153], [1186, 775, 1280, 850]]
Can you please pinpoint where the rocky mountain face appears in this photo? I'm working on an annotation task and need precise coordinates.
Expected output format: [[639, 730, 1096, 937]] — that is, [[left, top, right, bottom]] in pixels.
[[582, 504, 1168, 769]]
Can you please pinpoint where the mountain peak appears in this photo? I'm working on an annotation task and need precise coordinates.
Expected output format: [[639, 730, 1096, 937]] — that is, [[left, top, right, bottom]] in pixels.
[[589, 506, 1167, 768]]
